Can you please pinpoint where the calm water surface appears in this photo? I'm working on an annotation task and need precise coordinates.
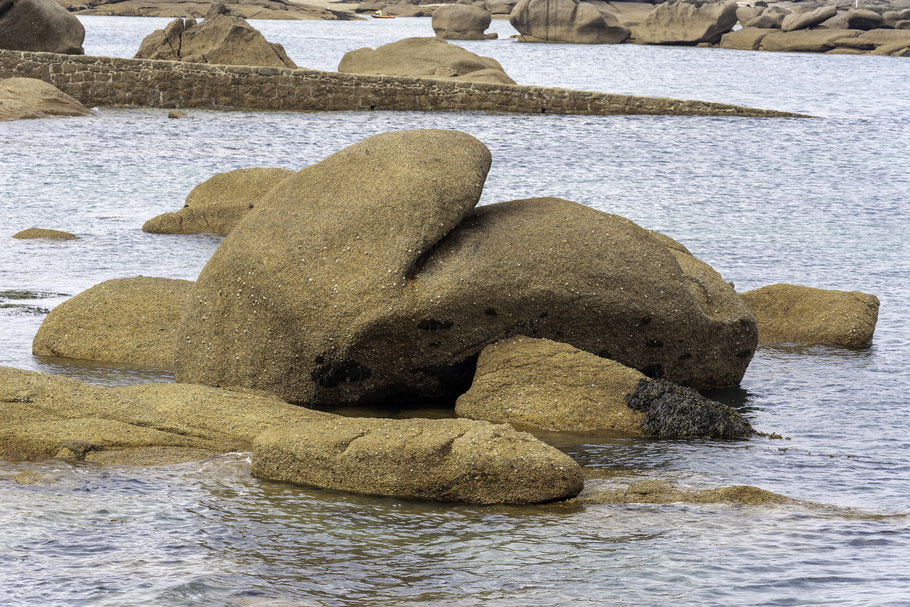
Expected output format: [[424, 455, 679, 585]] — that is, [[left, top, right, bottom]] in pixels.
[[0, 17, 908, 606]]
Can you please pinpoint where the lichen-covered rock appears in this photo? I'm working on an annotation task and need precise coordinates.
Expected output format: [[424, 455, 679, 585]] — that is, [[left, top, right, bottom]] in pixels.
[[32, 277, 193, 368], [338, 37, 515, 84], [455, 336, 752, 438], [740, 283, 879, 348], [134, 4, 297, 68], [781, 4, 837, 32], [720, 27, 772, 50], [142, 167, 294, 236], [251, 416, 583, 504], [0, 366, 327, 464], [760, 28, 858, 52], [0, 78, 91, 122], [635, 0, 738, 45], [12, 226, 79, 239], [432, 4, 496, 39], [0, 0, 85, 54], [509, 0, 631, 43]]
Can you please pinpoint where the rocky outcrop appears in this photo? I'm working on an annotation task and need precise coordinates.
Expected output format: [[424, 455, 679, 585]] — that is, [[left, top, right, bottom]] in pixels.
[[720, 26, 772, 49], [58, 0, 357, 20], [844, 9, 882, 30], [509, 0, 631, 43], [635, 0, 738, 45], [0, 0, 85, 54], [780, 5, 836, 32], [569, 480, 798, 506], [142, 167, 293, 236], [32, 277, 193, 368], [484, 0, 516, 14], [338, 37, 515, 85], [745, 6, 789, 28], [740, 283, 879, 348], [134, 4, 297, 68], [251, 416, 583, 504], [432, 4, 496, 39], [1, 77, 90, 122], [760, 29, 858, 53], [455, 337, 752, 438], [11, 226, 79, 238], [175, 130, 757, 408]]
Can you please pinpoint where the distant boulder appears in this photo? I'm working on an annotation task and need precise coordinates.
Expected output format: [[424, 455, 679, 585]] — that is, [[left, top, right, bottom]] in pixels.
[[432, 4, 497, 39], [781, 5, 837, 32], [509, 0, 631, 44], [134, 4, 297, 68], [760, 28, 858, 52], [0, 0, 85, 54], [636, 0, 738, 45], [338, 37, 515, 84], [720, 26, 772, 49], [484, 0, 516, 14], [844, 8, 882, 31], [745, 6, 789, 28], [740, 283, 879, 348], [12, 226, 79, 239]]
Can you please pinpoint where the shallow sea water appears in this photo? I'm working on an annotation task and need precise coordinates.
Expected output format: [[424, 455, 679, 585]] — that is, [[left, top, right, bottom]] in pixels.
[[0, 16, 908, 606]]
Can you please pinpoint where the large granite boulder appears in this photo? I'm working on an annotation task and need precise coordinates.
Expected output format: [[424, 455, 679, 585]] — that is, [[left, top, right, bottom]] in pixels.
[[740, 283, 879, 348], [432, 4, 496, 39], [484, 0, 516, 14], [509, 0, 630, 44], [134, 4, 297, 68], [635, 0, 738, 45], [32, 277, 193, 368], [338, 37, 515, 84], [745, 6, 789, 28], [0, 0, 85, 54], [0, 78, 91, 122], [760, 28, 858, 52], [781, 4, 837, 32], [142, 167, 294, 236], [455, 336, 753, 438], [175, 130, 757, 407], [720, 26, 772, 49], [251, 416, 583, 504]]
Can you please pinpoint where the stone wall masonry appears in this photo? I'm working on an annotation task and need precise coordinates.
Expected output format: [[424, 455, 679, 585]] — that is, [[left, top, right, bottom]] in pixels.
[[0, 49, 806, 118]]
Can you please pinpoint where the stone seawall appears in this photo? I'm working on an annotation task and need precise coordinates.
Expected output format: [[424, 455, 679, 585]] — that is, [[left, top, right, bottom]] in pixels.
[[0, 50, 805, 118]]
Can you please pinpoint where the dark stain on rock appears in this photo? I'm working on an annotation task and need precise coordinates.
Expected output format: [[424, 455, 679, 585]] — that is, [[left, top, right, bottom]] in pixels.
[[736, 349, 752, 359], [645, 339, 664, 348], [484, 307, 497, 316], [417, 319, 454, 332], [312, 359, 372, 388], [639, 316, 652, 325], [641, 363, 664, 379]]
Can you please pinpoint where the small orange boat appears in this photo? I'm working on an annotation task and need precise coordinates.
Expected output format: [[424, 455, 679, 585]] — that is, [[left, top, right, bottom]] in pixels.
[[370, 10, 396, 18]]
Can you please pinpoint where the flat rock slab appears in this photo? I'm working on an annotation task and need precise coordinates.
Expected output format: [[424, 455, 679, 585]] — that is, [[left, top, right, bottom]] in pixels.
[[251, 416, 583, 504], [720, 27, 772, 50], [0, 77, 90, 121], [568, 480, 799, 506], [760, 29, 859, 52]]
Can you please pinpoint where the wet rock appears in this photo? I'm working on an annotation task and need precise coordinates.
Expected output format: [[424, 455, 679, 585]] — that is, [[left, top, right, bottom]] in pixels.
[[432, 4, 497, 39], [251, 416, 583, 504], [12, 226, 80, 239], [781, 4, 837, 32], [509, 0, 631, 44], [760, 28, 858, 52], [569, 480, 798, 506], [740, 283, 879, 348], [635, 0, 738, 45], [1, 78, 91, 122], [0, 0, 85, 54], [32, 277, 193, 368], [338, 37, 515, 84], [175, 131, 757, 406], [720, 26, 772, 49], [142, 167, 294, 236], [134, 4, 297, 68], [455, 336, 752, 438]]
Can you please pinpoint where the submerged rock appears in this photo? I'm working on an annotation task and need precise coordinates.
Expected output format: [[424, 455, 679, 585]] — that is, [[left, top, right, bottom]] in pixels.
[[432, 4, 497, 40], [740, 283, 879, 348], [134, 4, 297, 68], [569, 480, 798, 506], [635, 0, 738, 45], [142, 167, 294, 236], [0, 0, 85, 54], [509, 0, 631, 44], [455, 336, 752, 438], [32, 277, 193, 368], [338, 37, 515, 84], [0, 78, 91, 123], [12, 226, 80, 239], [251, 416, 583, 504]]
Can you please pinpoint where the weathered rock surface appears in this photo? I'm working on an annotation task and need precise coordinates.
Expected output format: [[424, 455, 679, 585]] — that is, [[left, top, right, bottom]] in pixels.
[[251, 416, 584, 504], [509, 0, 631, 44], [760, 28, 858, 52], [0, 0, 85, 54], [338, 37, 515, 84], [175, 130, 757, 407], [58, 0, 356, 20], [635, 0, 738, 45], [32, 277, 193, 368], [0, 78, 90, 122], [432, 4, 496, 39], [569, 480, 798, 506], [844, 8, 882, 30], [745, 6, 788, 28], [781, 4, 836, 32], [11, 226, 80, 239], [134, 4, 297, 68], [484, 0, 516, 14], [0, 366, 326, 464], [455, 336, 752, 438], [740, 283, 879, 348], [142, 167, 294, 236], [720, 26, 772, 49]]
